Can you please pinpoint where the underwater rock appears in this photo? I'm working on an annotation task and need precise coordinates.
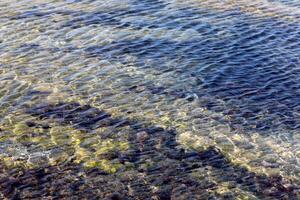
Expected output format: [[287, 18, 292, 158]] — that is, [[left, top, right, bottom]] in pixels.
[[0, 101, 299, 199]]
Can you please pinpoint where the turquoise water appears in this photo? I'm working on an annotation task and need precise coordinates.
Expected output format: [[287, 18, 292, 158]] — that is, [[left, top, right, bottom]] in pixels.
[[1, 0, 300, 199]]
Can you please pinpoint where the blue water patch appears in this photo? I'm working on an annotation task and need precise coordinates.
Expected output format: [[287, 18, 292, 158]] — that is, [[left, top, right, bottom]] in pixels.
[[6, 0, 300, 132]]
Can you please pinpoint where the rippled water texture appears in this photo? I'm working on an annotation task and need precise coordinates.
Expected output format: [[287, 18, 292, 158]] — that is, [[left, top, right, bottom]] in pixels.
[[1, 0, 300, 199]]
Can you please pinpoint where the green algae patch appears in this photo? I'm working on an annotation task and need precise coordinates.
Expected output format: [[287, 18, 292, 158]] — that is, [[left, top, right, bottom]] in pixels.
[[1, 157, 25, 169], [94, 140, 129, 156], [0, 111, 130, 174], [69, 135, 129, 173], [50, 126, 73, 146], [75, 139, 129, 173], [83, 159, 123, 174], [13, 122, 32, 135]]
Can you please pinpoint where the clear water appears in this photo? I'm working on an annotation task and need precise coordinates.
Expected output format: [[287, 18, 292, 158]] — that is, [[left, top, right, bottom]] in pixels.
[[1, 0, 300, 199]]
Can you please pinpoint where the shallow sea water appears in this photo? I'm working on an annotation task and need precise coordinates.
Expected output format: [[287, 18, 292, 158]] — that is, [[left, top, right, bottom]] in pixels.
[[1, 0, 300, 199]]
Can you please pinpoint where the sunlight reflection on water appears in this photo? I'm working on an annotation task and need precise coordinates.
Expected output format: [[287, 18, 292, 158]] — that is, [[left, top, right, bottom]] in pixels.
[[1, 0, 300, 199]]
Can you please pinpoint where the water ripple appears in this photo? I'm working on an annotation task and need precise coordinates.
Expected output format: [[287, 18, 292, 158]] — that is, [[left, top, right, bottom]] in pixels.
[[1, 0, 300, 199]]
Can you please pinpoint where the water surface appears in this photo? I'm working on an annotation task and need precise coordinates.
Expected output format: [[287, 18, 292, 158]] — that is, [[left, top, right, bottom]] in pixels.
[[1, 0, 300, 199]]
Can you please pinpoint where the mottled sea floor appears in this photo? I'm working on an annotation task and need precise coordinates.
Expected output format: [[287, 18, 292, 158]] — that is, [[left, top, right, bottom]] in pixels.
[[1, 0, 300, 199]]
